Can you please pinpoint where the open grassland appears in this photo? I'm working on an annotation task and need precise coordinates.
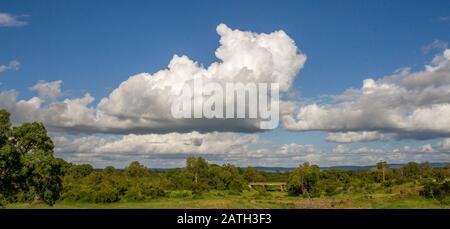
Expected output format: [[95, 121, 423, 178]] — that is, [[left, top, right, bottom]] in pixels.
[[7, 186, 448, 209]]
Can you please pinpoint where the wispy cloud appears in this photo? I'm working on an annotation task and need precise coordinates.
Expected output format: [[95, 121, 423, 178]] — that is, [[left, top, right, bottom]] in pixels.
[[439, 16, 450, 24], [0, 60, 20, 73], [0, 12, 28, 27], [422, 39, 448, 54]]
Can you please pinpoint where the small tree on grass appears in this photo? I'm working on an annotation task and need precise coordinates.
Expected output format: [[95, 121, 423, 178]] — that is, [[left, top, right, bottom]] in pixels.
[[287, 162, 321, 197], [376, 161, 388, 183]]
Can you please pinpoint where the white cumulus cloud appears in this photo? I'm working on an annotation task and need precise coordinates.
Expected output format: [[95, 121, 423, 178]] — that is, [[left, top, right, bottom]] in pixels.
[[0, 24, 306, 134], [30, 80, 63, 101], [283, 49, 450, 140], [53, 131, 326, 167], [326, 131, 384, 143]]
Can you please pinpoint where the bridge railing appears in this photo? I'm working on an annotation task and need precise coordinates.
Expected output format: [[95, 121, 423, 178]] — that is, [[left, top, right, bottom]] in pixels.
[[248, 182, 287, 192]]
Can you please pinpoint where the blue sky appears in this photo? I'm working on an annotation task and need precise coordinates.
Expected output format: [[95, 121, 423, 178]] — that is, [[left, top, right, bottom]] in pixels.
[[1, 0, 450, 167], [2, 0, 450, 98]]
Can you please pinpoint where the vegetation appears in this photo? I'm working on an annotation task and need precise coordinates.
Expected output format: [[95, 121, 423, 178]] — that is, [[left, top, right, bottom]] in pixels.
[[1, 109, 449, 208], [0, 110, 65, 206]]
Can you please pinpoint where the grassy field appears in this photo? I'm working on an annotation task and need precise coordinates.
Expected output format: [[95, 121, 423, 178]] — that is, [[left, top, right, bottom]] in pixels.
[[6, 186, 449, 209]]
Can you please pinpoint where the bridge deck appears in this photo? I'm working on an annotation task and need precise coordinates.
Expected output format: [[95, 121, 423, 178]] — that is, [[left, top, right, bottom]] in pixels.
[[248, 182, 286, 186], [248, 182, 287, 192]]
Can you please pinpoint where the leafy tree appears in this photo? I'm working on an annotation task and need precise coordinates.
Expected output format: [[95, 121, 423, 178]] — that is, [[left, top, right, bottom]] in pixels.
[[20, 149, 64, 205], [419, 162, 433, 179], [401, 162, 421, 181], [93, 181, 121, 203], [11, 122, 54, 155], [287, 163, 321, 197], [0, 110, 11, 144], [124, 161, 149, 177], [168, 169, 199, 190], [243, 166, 265, 182], [186, 157, 209, 185], [421, 180, 450, 204], [221, 164, 246, 191], [67, 164, 94, 178], [0, 110, 19, 201], [103, 166, 116, 175], [376, 161, 388, 182], [0, 110, 63, 206], [207, 164, 246, 191]]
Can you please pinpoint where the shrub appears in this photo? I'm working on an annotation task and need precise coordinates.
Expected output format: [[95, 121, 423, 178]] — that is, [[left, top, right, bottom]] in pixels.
[[124, 186, 144, 201], [253, 190, 272, 199], [144, 186, 166, 198], [93, 183, 120, 203], [324, 183, 341, 196], [0, 194, 7, 208], [421, 180, 450, 201], [439, 196, 450, 205], [227, 190, 241, 196], [169, 190, 192, 199]]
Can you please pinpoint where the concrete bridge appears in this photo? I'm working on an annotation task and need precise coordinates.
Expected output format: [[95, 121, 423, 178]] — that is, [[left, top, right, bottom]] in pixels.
[[248, 182, 287, 192]]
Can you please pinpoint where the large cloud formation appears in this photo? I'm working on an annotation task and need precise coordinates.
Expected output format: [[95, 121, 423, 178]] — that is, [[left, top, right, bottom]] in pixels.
[[52, 131, 324, 167], [283, 49, 450, 141], [0, 24, 305, 134], [52, 131, 450, 168]]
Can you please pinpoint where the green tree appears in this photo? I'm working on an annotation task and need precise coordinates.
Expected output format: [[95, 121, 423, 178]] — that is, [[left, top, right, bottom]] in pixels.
[[20, 149, 64, 205], [11, 122, 54, 155], [419, 162, 433, 180], [243, 166, 265, 182], [287, 163, 321, 197], [0, 110, 63, 206], [401, 162, 421, 181], [186, 157, 209, 185], [0, 144, 20, 199], [222, 164, 246, 191], [103, 166, 116, 175], [124, 161, 149, 177], [376, 161, 388, 182], [67, 164, 94, 178], [0, 110, 20, 202], [0, 110, 11, 144]]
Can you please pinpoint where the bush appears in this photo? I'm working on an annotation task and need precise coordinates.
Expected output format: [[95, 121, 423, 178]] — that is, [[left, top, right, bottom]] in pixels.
[[253, 190, 272, 199], [440, 196, 450, 205], [124, 183, 166, 201], [191, 183, 208, 197], [144, 186, 166, 198], [382, 180, 394, 187], [421, 180, 450, 200], [93, 183, 120, 203], [227, 190, 241, 196], [124, 186, 145, 201], [0, 194, 7, 208], [169, 190, 192, 199], [324, 183, 341, 196]]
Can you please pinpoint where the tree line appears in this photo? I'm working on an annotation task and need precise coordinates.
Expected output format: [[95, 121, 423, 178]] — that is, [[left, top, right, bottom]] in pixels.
[[0, 109, 449, 206]]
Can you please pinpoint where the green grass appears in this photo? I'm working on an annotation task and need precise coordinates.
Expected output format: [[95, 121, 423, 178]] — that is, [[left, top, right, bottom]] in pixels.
[[6, 188, 449, 209]]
